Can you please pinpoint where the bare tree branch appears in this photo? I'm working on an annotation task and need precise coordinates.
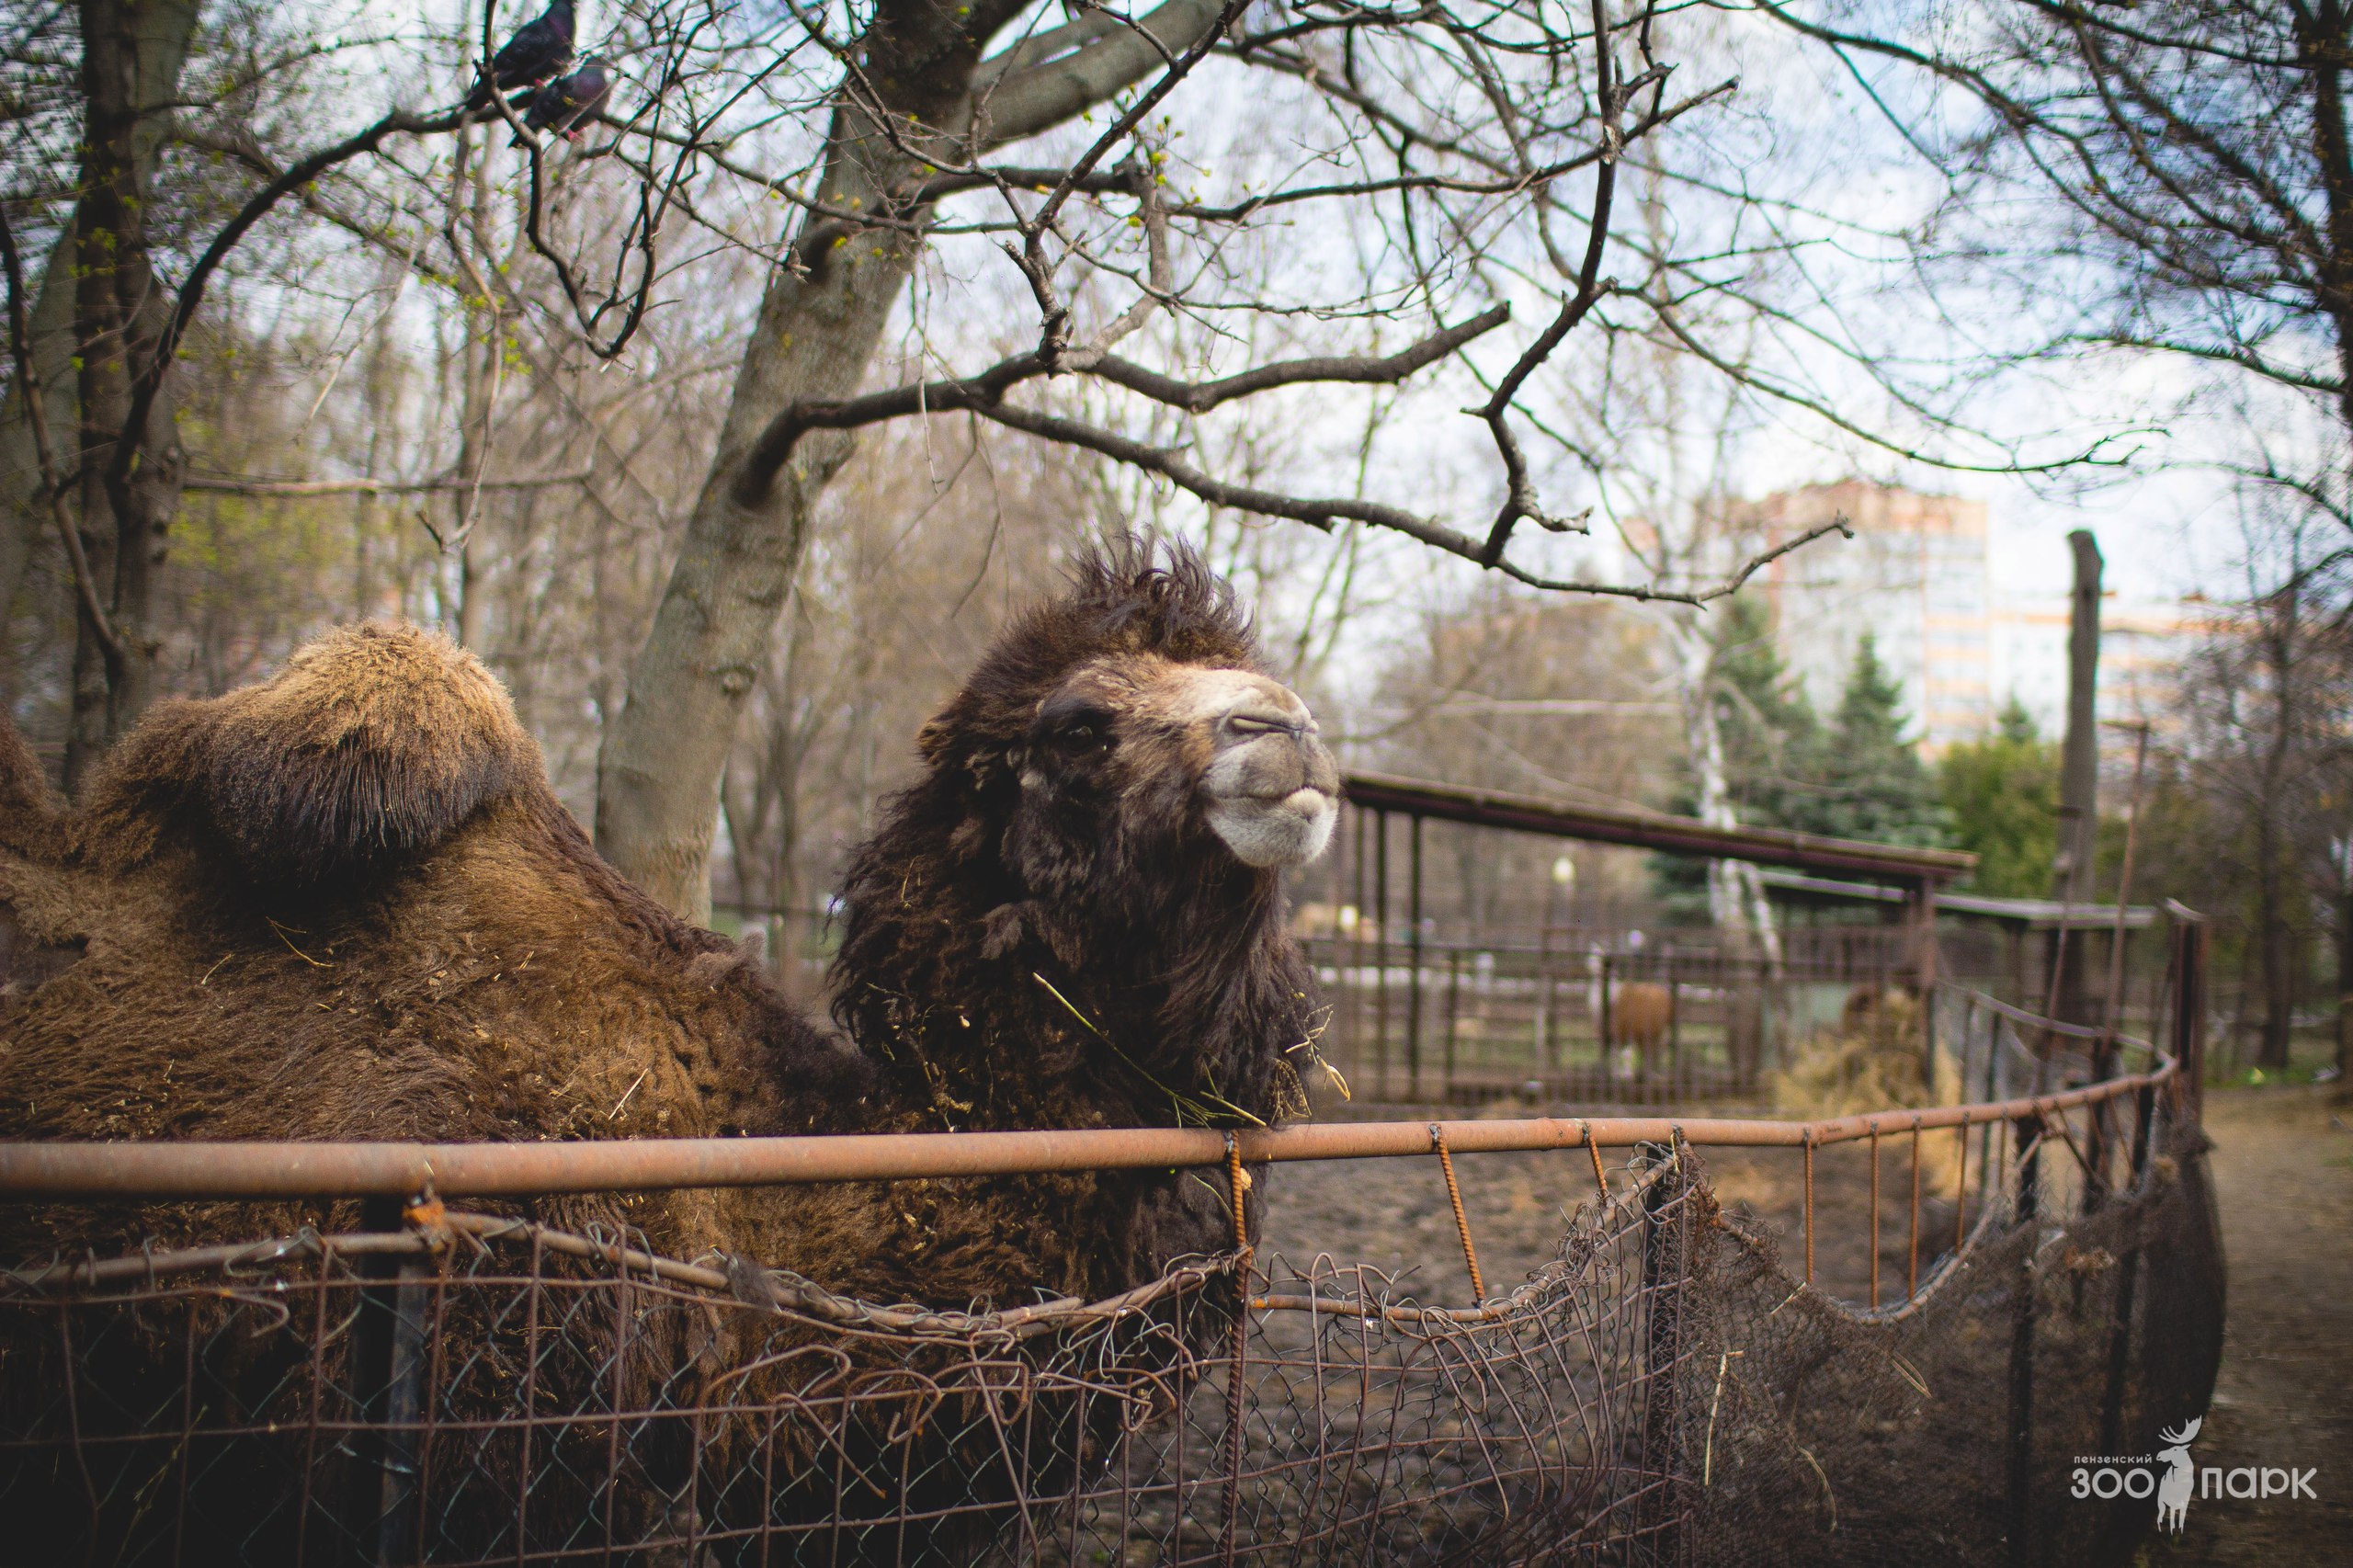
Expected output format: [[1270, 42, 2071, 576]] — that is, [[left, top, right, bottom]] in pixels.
[[732, 304, 1512, 506]]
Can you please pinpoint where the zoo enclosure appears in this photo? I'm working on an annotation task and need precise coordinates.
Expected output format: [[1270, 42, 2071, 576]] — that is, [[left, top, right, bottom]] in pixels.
[[1312, 773, 2170, 1105], [0, 919, 2221, 1566]]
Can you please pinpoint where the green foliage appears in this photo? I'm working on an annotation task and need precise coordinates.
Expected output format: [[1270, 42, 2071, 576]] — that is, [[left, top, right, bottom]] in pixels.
[[1783, 633, 1949, 847], [1713, 594, 1821, 828], [1938, 699, 2060, 896]]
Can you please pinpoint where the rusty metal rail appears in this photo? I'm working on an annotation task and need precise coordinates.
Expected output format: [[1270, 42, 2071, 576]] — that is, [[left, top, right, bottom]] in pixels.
[[0, 1055, 2170, 1200]]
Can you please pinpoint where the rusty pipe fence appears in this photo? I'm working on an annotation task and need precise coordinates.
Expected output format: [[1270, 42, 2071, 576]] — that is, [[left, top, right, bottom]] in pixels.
[[0, 963, 2221, 1566]]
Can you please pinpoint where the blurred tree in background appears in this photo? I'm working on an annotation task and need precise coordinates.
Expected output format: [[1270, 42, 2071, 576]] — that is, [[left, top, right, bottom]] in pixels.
[[1938, 700, 2059, 899]]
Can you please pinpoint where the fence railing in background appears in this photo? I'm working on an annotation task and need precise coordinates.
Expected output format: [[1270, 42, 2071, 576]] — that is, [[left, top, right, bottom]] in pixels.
[[1299, 914, 2181, 1108]]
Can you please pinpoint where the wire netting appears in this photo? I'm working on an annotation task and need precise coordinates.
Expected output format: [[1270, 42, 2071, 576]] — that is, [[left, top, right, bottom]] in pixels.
[[0, 1100, 2220, 1567]]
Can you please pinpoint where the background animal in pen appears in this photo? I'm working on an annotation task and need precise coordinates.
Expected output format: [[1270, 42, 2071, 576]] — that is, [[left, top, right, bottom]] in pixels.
[[1606, 980, 1672, 1079]]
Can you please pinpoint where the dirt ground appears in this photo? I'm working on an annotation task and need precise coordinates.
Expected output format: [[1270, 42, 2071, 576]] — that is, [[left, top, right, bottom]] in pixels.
[[1256, 1101, 1955, 1311], [1254, 1088, 2353, 1565], [2139, 1087, 2353, 1567]]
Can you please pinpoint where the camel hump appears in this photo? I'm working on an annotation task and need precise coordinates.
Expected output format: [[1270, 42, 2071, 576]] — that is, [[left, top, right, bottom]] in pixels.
[[195, 621, 540, 888]]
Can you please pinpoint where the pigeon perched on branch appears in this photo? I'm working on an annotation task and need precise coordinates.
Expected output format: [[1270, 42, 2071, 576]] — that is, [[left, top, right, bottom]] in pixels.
[[463, 0, 576, 109], [511, 56, 611, 145]]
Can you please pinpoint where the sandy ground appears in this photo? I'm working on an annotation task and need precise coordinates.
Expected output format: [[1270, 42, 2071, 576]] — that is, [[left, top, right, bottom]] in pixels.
[[2140, 1087, 2353, 1567]]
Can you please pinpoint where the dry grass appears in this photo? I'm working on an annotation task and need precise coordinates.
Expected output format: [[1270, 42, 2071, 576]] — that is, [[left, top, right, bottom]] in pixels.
[[1772, 988, 1965, 1198]]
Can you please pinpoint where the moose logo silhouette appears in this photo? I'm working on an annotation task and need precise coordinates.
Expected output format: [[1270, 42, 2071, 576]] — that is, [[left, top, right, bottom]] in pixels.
[[2155, 1417, 2202, 1533]]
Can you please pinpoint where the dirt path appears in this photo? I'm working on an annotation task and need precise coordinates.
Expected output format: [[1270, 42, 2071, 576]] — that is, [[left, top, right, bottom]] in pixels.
[[2142, 1087, 2353, 1566]]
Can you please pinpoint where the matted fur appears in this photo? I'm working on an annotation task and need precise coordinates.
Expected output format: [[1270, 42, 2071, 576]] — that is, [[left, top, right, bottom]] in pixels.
[[0, 622, 870, 1267], [821, 539, 1325, 1309]]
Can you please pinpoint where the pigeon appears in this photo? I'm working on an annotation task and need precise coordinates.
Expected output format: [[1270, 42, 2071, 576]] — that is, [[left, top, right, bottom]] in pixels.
[[510, 56, 611, 145], [463, 0, 576, 109]]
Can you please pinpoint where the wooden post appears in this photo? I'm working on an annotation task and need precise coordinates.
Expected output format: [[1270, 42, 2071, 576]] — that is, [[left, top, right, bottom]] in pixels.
[[1914, 878, 1940, 1085], [2052, 529, 2102, 1026], [2166, 903, 2209, 1123], [1641, 1149, 1690, 1556], [2338, 883, 2353, 1084]]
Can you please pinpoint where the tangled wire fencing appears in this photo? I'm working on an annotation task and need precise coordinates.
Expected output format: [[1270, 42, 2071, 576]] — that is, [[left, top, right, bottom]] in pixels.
[[0, 967, 2222, 1566]]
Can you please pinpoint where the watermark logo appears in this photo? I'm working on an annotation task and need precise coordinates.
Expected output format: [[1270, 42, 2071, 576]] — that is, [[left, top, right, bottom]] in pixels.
[[2072, 1415, 2319, 1533], [2154, 1418, 2200, 1533]]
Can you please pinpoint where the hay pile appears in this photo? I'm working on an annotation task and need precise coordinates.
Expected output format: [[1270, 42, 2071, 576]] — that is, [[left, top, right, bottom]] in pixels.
[[1775, 987, 1966, 1195]]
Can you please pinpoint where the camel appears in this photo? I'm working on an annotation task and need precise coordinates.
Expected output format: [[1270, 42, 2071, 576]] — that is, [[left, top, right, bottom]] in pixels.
[[812, 538, 1338, 1308], [0, 541, 1342, 1560], [0, 622, 872, 1266]]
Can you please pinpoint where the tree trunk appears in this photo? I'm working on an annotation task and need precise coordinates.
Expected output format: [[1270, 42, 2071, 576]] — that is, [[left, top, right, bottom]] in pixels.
[[591, 136, 915, 919], [2336, 884, 2352, 1081], [60, 0, 199, 790], [0, 230, 81, 696], [593, 0, 1227, 920], [5, 0, 194, 750], [1670, 610, 1778, 1081]]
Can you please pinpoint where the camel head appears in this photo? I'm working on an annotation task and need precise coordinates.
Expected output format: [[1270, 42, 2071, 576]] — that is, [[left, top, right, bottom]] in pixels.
[[834, 539, 1334, 1137], [1020, 642, 1336, 875], [913, 540, 1336, 916]]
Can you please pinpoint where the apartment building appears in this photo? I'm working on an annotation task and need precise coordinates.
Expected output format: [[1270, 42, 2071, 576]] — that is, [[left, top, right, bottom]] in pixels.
[[1731, 481, 2211, 751]]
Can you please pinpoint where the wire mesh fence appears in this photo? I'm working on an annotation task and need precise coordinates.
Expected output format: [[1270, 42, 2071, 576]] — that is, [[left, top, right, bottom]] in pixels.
[[0, 977, 2221, 1567]]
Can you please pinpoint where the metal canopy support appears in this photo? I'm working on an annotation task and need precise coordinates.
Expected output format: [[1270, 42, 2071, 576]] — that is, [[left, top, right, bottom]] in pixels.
[[1408, 813, 1425, 1099]]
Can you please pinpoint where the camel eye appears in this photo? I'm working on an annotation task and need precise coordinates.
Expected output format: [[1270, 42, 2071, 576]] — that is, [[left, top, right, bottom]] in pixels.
[[1037, 698, 1116, 755]]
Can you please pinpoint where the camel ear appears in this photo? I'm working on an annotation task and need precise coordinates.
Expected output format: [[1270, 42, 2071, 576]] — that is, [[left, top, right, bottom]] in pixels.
[[200, 622, 540, 890]]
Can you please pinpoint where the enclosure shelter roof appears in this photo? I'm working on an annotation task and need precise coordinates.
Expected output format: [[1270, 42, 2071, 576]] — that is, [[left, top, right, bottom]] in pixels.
[[1756, 869, 2160, 930], [1342, 771, 1977, 883]]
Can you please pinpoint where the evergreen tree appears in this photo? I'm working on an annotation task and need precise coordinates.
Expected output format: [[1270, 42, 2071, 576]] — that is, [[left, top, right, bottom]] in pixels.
[[1712, 594, 1821, 829], [1938, 699, 2060, 896], [1788, 633, 1949, 846]]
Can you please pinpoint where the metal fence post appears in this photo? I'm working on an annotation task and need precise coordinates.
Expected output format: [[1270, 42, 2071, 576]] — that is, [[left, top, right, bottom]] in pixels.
[[1599, 953, 1614, 1084], [2004, 1117, 2043, 1568], [352, 1195, 431, 1567], [1640, 1143, 1689, 1563], [1443, 948, 1462, 1102], [1408, 813, 1425, 1101], [1374, 810, 1391, 1100]]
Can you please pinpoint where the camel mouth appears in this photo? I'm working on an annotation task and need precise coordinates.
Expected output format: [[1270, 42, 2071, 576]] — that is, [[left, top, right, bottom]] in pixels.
[[1206, 784, 1337, 869]]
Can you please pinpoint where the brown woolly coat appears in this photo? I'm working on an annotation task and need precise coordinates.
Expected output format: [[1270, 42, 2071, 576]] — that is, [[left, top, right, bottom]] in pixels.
[[817, 542, 1326, 1310], [0, 545, 1329, 1324], [0, 624, 870, 1267]]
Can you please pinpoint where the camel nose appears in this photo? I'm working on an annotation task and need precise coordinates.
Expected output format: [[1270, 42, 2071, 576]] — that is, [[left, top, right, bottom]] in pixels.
[[1202, 689, 1337, 868]]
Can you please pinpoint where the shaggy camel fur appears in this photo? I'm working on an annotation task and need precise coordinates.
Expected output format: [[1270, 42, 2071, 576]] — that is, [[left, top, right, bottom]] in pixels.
[[815, 540, 1340, 1309], [0, 549, 1341, 1560], [0, 622, 870, 1265]]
